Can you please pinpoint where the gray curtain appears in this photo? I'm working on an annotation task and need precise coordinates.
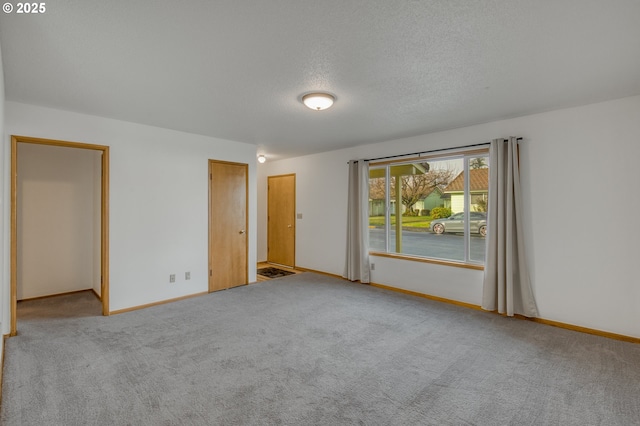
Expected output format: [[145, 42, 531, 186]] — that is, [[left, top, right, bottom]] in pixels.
[[482, 138, 538, 317], [344, 160, 371, 283]]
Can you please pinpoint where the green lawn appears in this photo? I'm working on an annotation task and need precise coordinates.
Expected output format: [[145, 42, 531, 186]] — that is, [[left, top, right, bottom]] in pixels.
[[369, 215, 432, 229]]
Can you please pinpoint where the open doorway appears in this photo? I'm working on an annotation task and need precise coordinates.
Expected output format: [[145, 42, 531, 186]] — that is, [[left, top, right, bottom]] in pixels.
[[10, 136, 110, 336]]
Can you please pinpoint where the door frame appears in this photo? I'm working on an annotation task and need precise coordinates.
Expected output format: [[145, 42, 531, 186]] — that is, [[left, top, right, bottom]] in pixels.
[[208, 159, 249, 291], [10, 135, 110, 336], [267, 173, 296, 268]]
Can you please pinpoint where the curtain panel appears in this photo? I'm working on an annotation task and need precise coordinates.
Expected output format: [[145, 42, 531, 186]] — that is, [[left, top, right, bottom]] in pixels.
[[482, 138, 538, 317], [344, 160, 371, 283]]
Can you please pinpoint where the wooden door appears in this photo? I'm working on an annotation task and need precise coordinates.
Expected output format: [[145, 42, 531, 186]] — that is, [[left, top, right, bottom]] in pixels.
[[267, 174, 295, 267], [209, 160, 248, 291]]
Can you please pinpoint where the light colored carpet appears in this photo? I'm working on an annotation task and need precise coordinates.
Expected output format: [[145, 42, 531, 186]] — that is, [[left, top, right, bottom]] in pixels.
[[2, 273, 639, 425]]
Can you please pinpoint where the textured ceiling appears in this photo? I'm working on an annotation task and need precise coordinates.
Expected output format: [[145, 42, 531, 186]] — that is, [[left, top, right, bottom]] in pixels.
[[1, 0, 640, 159]]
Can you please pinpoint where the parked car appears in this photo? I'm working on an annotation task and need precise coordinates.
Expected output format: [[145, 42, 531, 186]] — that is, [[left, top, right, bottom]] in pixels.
[[430, 211, 487, 237]]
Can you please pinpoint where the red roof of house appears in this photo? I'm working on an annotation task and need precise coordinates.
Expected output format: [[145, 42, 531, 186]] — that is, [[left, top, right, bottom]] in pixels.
[[444, 168, 489, 192]]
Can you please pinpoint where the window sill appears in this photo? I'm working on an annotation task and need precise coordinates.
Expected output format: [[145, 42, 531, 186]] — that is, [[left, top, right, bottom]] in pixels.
[[369, 251, 484, 271]]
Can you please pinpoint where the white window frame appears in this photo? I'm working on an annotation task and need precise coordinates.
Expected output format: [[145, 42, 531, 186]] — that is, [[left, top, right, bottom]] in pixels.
[[368, 148, 489, 269]]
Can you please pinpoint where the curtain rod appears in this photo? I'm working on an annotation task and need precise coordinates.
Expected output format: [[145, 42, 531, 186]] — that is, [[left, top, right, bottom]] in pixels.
[[351, 138, 522, 163]]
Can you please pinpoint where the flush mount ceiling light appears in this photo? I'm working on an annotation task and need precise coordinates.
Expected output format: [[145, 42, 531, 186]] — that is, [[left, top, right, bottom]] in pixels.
[[302, 92, 335, 111], [257, 154, 266, 163]]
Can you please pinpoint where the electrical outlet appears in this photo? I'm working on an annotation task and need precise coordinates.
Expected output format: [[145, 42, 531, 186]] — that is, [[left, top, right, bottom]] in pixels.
[[170, 274, 175, 283], [371, 263, 375, 271], [185, 272, 191, 280]]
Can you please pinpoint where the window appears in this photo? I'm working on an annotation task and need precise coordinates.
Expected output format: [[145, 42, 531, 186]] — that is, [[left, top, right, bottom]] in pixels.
[[368, 151, 489, 265]]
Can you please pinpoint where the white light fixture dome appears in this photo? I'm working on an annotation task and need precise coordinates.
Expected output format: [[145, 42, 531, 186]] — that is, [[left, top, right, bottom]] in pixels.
[[257, 154, 266, 163], [302, 92, 335, 111]]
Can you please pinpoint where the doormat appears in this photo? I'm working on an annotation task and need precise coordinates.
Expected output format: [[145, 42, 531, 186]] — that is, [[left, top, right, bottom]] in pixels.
[[257, 267, 295, 279]]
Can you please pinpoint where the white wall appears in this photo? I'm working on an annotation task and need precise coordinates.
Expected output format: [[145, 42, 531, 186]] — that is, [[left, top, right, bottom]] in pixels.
[[257, 150, 349, 274], [258, 95, 640, 338], [17, 144, 100, 299], [1, 102, 258, 331], [93, 151, 102, 296]]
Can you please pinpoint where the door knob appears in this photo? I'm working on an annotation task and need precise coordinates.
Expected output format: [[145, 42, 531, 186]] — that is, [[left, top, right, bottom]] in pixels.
[[239, 230, 245, 234], [287, 224, 292, 228]]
